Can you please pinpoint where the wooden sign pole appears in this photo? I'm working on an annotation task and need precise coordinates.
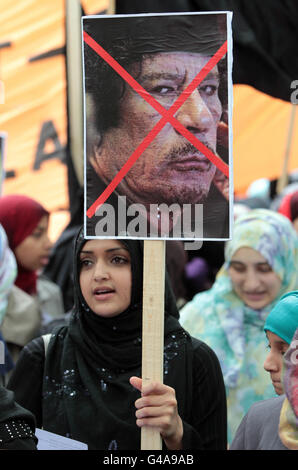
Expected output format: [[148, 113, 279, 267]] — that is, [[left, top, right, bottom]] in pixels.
[[105, 3, 165, 449], [276, 103, 297, 195], [65, 0, 84, 186], [141, 240, 165, 450], [107, 0, 115, 15]]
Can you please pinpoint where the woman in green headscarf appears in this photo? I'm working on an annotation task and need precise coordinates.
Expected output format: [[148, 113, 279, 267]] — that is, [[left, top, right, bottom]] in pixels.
[[230, 314, 298, 451], [279, 326, 298, 450], [180, 209, 298, 443], [264, 291, 298, 396]]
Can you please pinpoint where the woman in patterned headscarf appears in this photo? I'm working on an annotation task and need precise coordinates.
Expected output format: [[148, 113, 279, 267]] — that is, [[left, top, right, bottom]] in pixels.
[[279, 326, 298, 450], [263, 291, 298, 396], [0, 224, 17, 382], [180, 209, 298, 443], [0, 224, 16, 324]]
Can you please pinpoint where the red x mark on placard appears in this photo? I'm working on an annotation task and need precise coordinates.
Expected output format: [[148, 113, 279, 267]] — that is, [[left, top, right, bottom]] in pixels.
[[84, 31, 229, 218]]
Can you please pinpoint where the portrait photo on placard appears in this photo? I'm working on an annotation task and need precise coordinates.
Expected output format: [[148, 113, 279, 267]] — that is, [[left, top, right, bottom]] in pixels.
[[83, 12, 233, 240]]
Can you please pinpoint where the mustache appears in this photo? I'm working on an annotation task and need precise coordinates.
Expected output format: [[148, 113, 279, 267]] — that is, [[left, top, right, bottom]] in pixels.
[[166, 142, 215, 162]]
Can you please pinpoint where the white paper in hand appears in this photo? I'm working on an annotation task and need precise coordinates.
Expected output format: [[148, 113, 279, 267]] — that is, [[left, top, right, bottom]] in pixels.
[[35, 428, 88, 450]]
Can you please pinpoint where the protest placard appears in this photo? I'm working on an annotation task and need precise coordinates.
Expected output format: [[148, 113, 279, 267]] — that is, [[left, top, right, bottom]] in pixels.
[[82, 12, 233, 449], [83, 12, 233, 241]]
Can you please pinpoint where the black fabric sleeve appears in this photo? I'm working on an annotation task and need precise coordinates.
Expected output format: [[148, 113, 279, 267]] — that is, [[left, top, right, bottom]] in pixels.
[[7, 337, 45, 428], [0, 385, 38, 450], [182, 339, 227, 450], [0, 420, 38, 450]]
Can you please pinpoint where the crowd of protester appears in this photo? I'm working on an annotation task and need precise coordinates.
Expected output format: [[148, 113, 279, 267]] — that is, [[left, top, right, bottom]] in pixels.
[[0, 180, 298, 450]]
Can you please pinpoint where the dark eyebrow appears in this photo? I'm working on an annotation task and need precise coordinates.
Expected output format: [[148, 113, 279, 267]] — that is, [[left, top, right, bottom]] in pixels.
[[265, 333, 288, 346], [201, 70, 219, 81], [140, 70, 219, 82], [80, 247, 129, 255], [230, 260, 270, 266], [140, 72, 185, 82], [107, 247, 129, 253]]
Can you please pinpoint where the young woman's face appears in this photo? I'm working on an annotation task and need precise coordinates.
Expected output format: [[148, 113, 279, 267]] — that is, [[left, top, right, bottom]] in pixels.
[[79, 239, 132, 318], [14, 215, 52, 271], [263, 331, 289, 395], [228, 247, 282, 309]]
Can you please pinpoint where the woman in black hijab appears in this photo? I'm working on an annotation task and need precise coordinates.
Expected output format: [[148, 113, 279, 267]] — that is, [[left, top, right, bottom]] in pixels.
[[7, 229, 227, 450]]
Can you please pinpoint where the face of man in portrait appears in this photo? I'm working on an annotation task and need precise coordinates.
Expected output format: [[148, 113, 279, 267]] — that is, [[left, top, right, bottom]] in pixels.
[[89, 51, 222, 208]]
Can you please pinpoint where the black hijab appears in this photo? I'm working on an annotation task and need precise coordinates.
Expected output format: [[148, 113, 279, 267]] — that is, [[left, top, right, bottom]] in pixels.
[[42, 228, 192, 450], [68, 227, 181, 369]]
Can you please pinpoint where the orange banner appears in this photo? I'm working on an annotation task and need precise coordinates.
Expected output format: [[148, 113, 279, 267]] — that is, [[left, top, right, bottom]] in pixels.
[[233, 85, 298, 196], [0, 0, 107, 241]]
